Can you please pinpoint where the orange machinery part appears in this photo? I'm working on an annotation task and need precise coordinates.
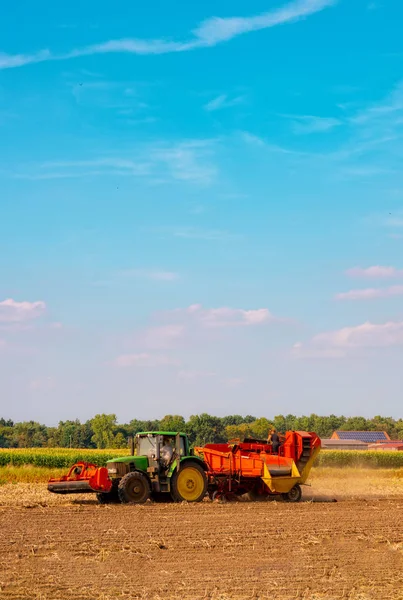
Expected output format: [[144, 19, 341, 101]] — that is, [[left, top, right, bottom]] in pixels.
[[48, 461, 112, 494]]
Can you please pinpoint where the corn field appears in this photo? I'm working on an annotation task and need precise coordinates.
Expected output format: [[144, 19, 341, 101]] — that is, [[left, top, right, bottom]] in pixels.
[[0, 448, 129, 468], [315, 450, 403, 468], [1, 448, 403, 469]]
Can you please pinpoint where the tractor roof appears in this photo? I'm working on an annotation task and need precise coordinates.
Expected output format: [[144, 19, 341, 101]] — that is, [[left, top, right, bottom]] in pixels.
[[136, 431, 187, 437]]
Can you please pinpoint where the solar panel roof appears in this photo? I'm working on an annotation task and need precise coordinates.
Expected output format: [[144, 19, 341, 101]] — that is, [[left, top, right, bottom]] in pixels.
[[336, 431, 388, 442]]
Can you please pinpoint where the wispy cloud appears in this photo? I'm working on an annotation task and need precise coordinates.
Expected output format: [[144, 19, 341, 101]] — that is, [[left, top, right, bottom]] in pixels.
[[294, 320, 403, 358], [181, 304, 274, 328], [114, 353, 180, 368], [14, 157, 151, 181], [0, 299, 46, 323], [287, 114, 342, 134], [12, 139, 217, 185], [336, 285, 403, 301], [240, 131, 315, 156], [351, 81, 403, 125], [151, 141, 217, 184], [346, 266, 403, 278], [143, 325, 185, 350], [0, 0, 337, 70], [204, 94, 245, 112]]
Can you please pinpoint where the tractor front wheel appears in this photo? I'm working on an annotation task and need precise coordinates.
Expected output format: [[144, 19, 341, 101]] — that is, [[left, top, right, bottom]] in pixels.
[[171, 461, 207, 502], [282, 484, 302, 503], [118, 471, 151, 504]]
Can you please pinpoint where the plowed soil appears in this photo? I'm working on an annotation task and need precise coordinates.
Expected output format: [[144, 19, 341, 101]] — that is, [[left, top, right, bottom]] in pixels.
[[0, 473, 403, 600]]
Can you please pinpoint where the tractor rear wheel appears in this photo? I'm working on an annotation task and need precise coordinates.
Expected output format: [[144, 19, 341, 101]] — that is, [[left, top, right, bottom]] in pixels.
[[171, 461, 207, 502], [282, 484, 302, 503], [118, 471, 151, 504]]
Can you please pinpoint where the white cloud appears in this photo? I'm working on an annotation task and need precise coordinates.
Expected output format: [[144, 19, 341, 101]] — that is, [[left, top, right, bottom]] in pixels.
[[185, 304, 273, 327], [294, 320, 403, 357], [14, 139, 216, 186], [351, 81, 403, 125], [0, 299, 46, 323], [114, 353, 180, 368], [346, 266, 403, 278], [143, 325, 185, 350], [204, 94, 245, 112], [151, 141, 217, 184], [289, 115, 341, 134], [0, 0, 337, 70], [336, 285, 403, 300]]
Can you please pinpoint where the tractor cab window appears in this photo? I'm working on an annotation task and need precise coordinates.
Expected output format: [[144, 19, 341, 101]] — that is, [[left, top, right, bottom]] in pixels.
[[136, 435, 157, 458]]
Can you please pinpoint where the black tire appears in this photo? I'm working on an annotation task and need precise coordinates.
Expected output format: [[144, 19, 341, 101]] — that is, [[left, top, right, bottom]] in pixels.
[[282, 484, 302, 503], [96, 482, 120, 504], [118, 471, 151, 504], [171, 461, 207, 503]]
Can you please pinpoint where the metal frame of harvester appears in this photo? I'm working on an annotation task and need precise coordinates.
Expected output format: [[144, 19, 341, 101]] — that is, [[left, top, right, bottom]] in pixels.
[[48, 430, 321, 504]]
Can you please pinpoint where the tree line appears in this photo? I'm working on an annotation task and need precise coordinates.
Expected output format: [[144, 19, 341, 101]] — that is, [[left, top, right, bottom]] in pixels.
[[1, 413, 402, 449]]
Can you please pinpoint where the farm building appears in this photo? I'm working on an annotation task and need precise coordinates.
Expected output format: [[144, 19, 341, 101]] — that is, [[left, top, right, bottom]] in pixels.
[[331, 431, 390, 443], [321, 439, 369, 451], [367, 442, 403, 451]]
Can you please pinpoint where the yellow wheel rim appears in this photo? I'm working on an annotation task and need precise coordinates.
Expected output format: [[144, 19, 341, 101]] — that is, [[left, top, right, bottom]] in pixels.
[[176, 467, 205, 501]]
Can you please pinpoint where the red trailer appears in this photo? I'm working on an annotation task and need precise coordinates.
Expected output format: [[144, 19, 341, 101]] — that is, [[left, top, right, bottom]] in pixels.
[[194, 431, 321, 502]]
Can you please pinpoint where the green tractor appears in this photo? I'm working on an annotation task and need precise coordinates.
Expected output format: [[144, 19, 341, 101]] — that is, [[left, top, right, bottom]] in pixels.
[[98, 432, 208, 504]]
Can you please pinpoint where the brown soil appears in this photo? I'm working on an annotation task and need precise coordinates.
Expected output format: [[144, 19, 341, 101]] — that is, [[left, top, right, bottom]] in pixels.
[[0, 477, 403, 599]]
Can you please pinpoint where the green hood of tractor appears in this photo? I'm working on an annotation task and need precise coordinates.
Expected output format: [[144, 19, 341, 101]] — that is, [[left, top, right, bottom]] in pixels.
[[107, 455, 148, 471]]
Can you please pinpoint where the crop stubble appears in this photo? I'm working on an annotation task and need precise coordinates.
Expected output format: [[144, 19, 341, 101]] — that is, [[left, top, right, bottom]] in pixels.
[[0, 492, 402, 600]]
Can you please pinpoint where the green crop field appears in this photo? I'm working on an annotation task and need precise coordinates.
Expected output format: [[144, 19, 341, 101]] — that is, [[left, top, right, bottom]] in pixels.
[[1, 448, 403, 470], [0, 448, 130, 468], [316, 450, 403, 468]]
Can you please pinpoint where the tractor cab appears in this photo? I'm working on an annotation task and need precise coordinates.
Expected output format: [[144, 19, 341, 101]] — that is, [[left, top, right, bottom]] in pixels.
[[134, 432, 187, 467]]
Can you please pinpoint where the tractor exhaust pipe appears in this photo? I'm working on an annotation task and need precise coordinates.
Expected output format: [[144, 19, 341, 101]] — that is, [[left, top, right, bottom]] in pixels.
[[129, 436, 134, 456]]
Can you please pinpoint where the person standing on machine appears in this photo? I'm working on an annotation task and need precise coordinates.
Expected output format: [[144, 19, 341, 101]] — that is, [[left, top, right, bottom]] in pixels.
[[267, 428, 280, 454]]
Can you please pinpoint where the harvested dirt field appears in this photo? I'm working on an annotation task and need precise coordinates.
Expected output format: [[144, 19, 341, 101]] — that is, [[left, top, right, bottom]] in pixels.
[[0, 471, 403, 600]]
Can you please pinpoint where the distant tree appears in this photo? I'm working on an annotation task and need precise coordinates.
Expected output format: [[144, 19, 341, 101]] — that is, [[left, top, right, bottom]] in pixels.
[[186, 413, 225, 446], [159, 415, 186, 432], [128, 419, 161, 434], [225, 423, 253, 441], [112, 432, 128, 448], [220, 415, 246, 427], [249, 418, 273, 439], [91, 414, 117, 448]]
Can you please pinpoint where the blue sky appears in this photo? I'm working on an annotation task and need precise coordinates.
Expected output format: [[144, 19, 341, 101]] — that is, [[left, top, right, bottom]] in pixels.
[[1, 0, 403, 424]]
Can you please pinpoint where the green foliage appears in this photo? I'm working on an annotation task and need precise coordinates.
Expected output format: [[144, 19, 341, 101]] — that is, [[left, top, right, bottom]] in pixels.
[[159, 415, 186, 432], [317, 450, 403, 468], [0, 448, 128, 468], [90, 414, 117, 449], [186, 413, 225, 446], [1, 412, 403, 450]]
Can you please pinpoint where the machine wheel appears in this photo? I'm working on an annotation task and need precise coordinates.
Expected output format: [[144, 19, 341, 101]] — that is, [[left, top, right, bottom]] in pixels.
[[96, 481, 120, 504], [282, 484, 302, 503], [171, 461, 207, 502], [118, 471, 151, 504]]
